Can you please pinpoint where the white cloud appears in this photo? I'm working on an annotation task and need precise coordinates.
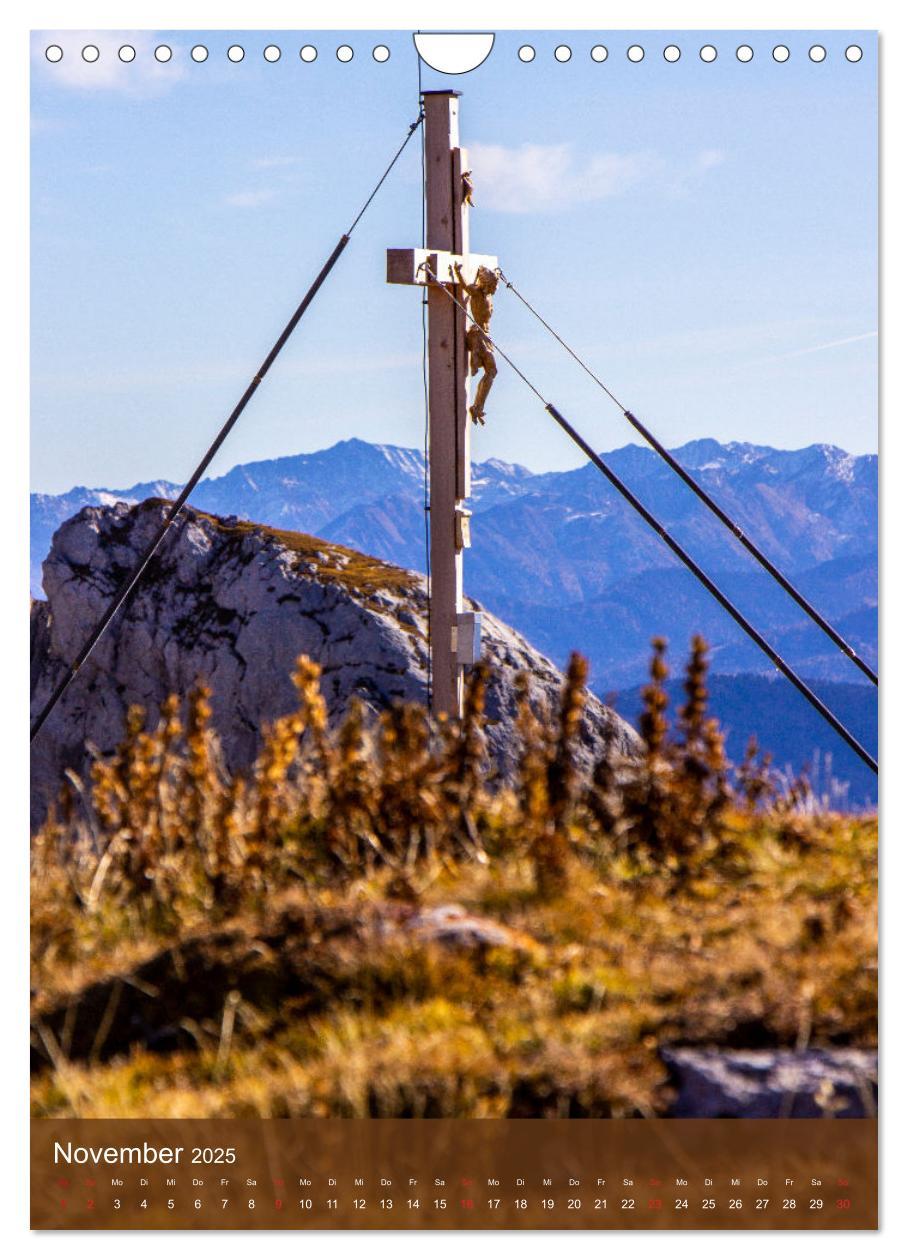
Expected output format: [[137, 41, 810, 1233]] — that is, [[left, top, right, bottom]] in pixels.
[[696, 148, 726, 172], [467, 142, 728, 214], [223, 189, 277, 209], [32, 31, 187, 96], [467, 142, 657, 214]]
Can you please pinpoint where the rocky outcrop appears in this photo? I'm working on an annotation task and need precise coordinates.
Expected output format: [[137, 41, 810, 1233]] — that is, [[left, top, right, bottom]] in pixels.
[[30, 499, 639, 826], [662, 1047, 877, 1118]]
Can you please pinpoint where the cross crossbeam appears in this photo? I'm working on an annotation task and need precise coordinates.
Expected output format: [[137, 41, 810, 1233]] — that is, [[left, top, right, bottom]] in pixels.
[[387, 248, 499, 289]]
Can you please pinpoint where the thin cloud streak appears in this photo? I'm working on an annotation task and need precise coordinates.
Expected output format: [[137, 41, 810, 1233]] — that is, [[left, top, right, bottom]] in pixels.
[[224, 189, 277, 209], [745, 331, 878, 369], [777, 331, 878, 358]]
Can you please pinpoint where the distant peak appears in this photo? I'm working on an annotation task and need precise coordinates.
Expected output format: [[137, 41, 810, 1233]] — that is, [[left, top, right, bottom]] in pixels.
[[671, 437, 769, 469], [476, 457, 533, 479]]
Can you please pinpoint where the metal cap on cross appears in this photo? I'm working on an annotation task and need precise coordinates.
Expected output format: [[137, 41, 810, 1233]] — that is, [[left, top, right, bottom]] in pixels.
[[387, 90, 497, 719]]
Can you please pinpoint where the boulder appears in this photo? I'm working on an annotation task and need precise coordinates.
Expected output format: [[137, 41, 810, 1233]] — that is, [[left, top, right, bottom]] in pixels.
[[662, 1046, 877, 1118], [30, 500, 639, 826], [408, 904, 534, 952]]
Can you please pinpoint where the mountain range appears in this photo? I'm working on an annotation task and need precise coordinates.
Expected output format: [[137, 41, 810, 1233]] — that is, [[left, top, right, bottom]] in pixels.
[[31, 435, 878, 797]]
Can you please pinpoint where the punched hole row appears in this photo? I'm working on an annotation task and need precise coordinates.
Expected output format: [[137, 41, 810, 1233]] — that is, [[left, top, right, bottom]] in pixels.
[[520, 43, 863, 63], [44, 43, 391, 64], [45, 41, 865, 66]]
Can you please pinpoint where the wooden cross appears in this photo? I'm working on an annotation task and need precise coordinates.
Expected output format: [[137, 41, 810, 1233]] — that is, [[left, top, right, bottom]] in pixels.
[[387, 89, 497, 719]]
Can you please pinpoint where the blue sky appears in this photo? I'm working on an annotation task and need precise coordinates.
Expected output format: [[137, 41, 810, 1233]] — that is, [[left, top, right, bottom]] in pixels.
[[31, 29, 877, 493]]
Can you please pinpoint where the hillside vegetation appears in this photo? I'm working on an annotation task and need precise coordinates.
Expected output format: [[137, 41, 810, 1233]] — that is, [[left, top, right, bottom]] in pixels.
[[611, 672, 878, 808], [31, 639, 877, 1119]]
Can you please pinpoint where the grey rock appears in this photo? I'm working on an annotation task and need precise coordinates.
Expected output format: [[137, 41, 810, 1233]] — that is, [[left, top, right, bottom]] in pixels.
[[30, 499, 639, 827], [409, 904, 526, 951], [662, 1047, 877, 1118]]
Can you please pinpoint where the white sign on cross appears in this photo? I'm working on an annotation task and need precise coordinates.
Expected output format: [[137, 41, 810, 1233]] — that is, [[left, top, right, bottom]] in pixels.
[[387, 90, 498, 719]]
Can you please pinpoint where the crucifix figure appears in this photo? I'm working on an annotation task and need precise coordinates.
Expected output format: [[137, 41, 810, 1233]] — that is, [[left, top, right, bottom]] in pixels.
[[455, 262, 499, 425], [386, 90, 498, 719]]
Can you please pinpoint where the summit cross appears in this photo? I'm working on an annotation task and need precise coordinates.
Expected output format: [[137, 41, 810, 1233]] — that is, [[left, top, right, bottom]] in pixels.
[[386, 89, 498, 719]]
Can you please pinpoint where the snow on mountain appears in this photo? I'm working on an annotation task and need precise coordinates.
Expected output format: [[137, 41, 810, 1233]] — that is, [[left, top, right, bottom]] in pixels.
[[30, 436, 877, 689]]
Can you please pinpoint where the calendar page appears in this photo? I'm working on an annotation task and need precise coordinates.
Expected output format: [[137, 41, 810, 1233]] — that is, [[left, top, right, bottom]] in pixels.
[[29, 27, 878, 1232]]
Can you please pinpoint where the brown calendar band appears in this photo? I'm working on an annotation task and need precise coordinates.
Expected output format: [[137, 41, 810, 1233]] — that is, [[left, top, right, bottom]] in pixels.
[[32, 1117, 876, 1230]]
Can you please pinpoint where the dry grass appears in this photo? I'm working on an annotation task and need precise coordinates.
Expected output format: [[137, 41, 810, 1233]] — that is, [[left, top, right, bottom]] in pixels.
[[30, 639, 877, 1119], [152, 500, 420, 598]]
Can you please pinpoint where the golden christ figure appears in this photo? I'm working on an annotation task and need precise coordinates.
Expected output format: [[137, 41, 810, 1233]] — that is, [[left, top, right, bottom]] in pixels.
[[454, 262, 499, 425]]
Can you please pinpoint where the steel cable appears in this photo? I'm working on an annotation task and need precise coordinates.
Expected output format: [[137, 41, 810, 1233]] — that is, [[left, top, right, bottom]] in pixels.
[[496, 267, 878, 687], [427, 269, 877, 775], [31, 112, 425, 743]]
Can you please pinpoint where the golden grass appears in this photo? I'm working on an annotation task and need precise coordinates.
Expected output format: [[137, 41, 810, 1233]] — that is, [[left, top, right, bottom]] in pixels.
[[152, 500, 420, 597], [31, 639, 877, 1119]]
